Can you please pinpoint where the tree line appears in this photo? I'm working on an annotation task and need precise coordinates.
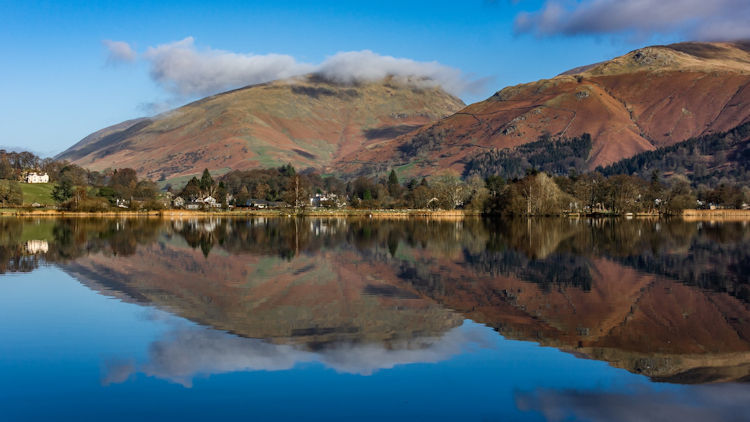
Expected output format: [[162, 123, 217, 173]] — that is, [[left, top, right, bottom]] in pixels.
[[0, 149, 160, 210], [2, 133, 748, 214]]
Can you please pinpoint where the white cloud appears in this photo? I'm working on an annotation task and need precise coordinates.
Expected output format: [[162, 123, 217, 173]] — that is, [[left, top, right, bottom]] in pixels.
[[109, 36, 482, 99], [103, 40, 137, 64], [316, 50, 478, 95], [143, 37, 315, 97], [514, 0, 750, 41]]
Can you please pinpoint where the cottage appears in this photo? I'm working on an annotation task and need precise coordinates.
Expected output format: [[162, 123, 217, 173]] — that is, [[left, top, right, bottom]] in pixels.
[[173, 196, 186, 208], [246, 198, 269, 208], [309, 192, 345, 208], [203, 196, 222, 208], [25, 172, 49, 184]]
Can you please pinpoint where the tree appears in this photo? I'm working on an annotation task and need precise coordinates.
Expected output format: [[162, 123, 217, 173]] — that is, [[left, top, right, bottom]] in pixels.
[[0, 158, 14, 180], [408, 185, 434, 208], [236, 185, 250, 206], [279, 163, 296, 177], [0, 180, 22, 206], [52, 180, 75, 203], [485, 175, 506, 198], [253, 182, 270, 200], [387, 170, 401, 198], [109, 168, 138, 188], [609, 175, 645, 213], [283, 174, 310, 208], [665, 177, 696, 214], [200, 168, 214, 194], [58, 164, 87, 186], [109, 168, 138, 199], [180, 177, 202, 201], [465, 175, 489, 211], [133, 180, 158, 200], [431, 172, 469, 209], [503, 173, 571, 215], [216, 181, 227, 206]]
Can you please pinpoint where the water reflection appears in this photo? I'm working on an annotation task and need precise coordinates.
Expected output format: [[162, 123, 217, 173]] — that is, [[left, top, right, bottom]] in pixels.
[[516, 384, 750, 422], [2, 216, 750, 384], [104, 321, 494, 387]]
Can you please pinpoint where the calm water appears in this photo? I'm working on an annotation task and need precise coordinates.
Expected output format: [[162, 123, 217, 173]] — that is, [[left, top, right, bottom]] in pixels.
[[1, 217, 750, 421]]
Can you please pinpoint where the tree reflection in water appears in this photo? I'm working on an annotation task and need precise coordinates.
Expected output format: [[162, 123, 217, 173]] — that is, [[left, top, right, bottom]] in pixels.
[[2, 216, 750, 383]]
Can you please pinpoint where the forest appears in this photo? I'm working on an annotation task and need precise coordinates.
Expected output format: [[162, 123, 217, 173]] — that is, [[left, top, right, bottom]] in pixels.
[[464, 134, 593, 180], [599, 122, 750, 189]]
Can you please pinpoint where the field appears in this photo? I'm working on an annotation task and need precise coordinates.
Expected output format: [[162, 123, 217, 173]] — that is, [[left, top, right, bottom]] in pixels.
[[20, 183, 55, 206]]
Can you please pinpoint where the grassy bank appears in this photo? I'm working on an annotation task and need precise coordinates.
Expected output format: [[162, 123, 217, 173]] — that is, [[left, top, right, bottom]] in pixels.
[[4, 207, 749, 221], [0, 208, 483, 219], [682, 209, 750, 222]]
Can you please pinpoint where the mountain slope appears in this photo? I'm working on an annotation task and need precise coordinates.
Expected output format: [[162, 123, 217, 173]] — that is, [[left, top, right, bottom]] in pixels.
[[341, 41, 750, 177], [599, 121, 750, 186], [58, 76, 464, 180]]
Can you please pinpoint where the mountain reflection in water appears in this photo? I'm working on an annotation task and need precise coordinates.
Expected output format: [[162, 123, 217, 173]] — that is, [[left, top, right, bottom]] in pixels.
[[2, 216, 750, 385]]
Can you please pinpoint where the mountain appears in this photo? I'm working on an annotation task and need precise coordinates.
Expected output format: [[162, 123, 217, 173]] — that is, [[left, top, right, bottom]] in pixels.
[[57, 76, 464, 181], [342, 41, 750, 178]]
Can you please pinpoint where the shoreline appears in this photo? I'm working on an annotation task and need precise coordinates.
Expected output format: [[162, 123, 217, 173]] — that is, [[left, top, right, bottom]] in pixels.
[[1, 208, 749, 221], [0, 208, 483, 219]]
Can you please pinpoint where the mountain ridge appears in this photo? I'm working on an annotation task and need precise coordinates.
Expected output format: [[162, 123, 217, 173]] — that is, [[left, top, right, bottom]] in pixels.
[[57, 41, 750, 182], [57, 75, 465, 180], [341, 41, 750, 178]]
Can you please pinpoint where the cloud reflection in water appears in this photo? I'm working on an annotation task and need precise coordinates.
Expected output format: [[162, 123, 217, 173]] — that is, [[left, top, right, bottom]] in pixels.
[[516, 384, 750, 422], [104, 320, 494, 387]]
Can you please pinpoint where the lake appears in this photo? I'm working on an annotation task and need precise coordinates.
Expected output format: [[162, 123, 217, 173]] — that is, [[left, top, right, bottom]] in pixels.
[[1, 216, 749, 421]]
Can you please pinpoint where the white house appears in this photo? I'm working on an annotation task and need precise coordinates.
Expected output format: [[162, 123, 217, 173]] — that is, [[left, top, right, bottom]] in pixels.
[[203, 196, 222, 208], [25, 172, 49, 184], [309, 192, 345, 208], [25, 240, 49, 254]]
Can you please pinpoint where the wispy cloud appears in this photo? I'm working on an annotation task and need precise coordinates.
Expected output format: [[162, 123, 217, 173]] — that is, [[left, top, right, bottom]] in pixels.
[[514, 0, 750, 41], [103, 37, 485, 100], [102, 39, 137, 64]]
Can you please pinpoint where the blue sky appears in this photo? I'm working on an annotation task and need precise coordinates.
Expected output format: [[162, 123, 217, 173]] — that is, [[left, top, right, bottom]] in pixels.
[[1, 0, 743, 156]]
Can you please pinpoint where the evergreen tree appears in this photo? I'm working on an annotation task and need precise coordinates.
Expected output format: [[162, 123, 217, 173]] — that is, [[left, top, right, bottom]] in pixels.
[[387, 170, 400, 198], [200, 169, 214, 194], [216, 181, 227, 205], [181, 177, 202, 201]]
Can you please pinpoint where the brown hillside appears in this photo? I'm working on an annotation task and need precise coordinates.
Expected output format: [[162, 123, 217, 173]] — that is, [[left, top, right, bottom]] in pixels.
[[58, 76, 464, 181], [341, 41, 750, 177]]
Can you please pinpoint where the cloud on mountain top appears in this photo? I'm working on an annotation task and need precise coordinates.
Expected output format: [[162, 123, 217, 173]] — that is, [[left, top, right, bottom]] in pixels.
[[104, 37, 484, 99], [143, 37, 315, 97], [514, 0, 750, 41]]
